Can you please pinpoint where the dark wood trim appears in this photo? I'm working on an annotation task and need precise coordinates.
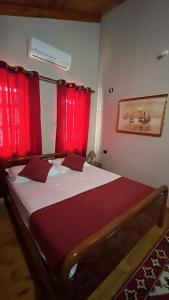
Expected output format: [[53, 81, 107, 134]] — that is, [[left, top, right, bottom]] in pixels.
[[0, 3, 101, 22], [0, 152, 66, 169], [101, 0, 126, 14], [62, 185, 168, 279]]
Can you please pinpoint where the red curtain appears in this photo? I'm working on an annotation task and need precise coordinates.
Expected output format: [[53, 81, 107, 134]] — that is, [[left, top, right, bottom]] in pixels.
[[55, 80, 92, 156], [0, 61, 42, 158]]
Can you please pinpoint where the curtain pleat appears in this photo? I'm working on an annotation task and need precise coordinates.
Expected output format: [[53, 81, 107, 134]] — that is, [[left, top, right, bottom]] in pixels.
[[0, 61, 42, 158], [55, 80, 92, 156]]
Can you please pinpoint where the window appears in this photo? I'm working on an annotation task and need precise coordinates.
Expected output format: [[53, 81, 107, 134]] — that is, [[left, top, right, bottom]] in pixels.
[[55, 80, 92, 156], [0, 61, 42, 158]]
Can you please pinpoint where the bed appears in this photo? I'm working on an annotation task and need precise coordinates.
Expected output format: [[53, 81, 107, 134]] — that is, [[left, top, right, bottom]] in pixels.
[[0, 152, 168, 300]]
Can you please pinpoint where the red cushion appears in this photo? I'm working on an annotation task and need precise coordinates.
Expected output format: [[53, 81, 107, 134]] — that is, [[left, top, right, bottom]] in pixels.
[[19, 156, 52, 183], [62, 153, 86, 171]]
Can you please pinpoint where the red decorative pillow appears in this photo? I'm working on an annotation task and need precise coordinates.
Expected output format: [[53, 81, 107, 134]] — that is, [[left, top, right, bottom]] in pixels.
[[19, 156, 53, 183], [62, 153, 86, 171]]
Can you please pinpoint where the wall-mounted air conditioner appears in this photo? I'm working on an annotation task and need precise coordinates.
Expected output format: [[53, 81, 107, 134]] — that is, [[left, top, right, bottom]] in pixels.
[[27, 37, 71, 71]]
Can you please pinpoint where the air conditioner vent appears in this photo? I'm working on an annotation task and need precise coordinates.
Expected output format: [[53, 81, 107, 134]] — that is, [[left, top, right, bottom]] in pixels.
[[28, 37, 71, 71]]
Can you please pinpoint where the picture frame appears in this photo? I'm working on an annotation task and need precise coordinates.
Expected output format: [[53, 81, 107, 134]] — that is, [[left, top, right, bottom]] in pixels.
[[116, 94, 168, 137]]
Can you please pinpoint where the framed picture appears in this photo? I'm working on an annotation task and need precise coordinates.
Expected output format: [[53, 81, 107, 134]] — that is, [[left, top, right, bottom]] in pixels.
[[116, 94, 168, 137]]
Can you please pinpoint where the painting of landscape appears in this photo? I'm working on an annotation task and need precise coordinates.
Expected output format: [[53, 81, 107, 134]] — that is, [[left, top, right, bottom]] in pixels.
[[116, 94, 168, 136]]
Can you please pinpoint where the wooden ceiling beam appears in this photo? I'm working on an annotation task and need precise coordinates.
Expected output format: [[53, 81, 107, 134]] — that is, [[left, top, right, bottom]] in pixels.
[[101, 0, 126, 14], [0, 3, 101, 22]]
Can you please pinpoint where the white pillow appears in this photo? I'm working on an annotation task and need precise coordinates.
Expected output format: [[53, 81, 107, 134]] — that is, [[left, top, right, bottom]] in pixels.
[[6, 165, 30, 183], [84, 161, 92, 168], [48, 158, 70, 174], [48, 157, 91, 170], [48, 158, 65, 165], [56, 165, 71, 174], [48, 164, 61, 176], [6, 163, 63, 183]]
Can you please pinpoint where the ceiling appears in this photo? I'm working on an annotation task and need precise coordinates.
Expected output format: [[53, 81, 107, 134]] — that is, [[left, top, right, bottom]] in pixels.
[[0, 0, 126, 22]]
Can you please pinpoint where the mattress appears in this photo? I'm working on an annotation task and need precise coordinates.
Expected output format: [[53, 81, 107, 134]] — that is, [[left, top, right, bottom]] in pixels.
[[7, 164, 121, 228], [7, 163, 122, 278], [7, 162, 155, 278]]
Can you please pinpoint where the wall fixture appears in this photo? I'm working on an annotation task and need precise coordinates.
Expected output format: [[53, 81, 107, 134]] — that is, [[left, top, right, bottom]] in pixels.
[[157, 50, 169, 60]]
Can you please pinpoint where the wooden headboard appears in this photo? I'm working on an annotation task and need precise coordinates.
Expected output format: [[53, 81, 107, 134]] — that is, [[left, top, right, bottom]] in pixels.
[[0, 152, 66, 168], [0, 152, 67, 197]]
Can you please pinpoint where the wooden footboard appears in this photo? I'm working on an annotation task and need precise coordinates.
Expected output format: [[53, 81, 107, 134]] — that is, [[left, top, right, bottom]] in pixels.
[[64, 184, 168, 299], [62, 185, 168, 280], [0, 153, 168, 300]]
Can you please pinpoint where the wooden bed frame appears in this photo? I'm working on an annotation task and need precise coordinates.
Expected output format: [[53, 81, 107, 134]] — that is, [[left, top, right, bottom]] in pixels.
[[0, 152, 168, 300]]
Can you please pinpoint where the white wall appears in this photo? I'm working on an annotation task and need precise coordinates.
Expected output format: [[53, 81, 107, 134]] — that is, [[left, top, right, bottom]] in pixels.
[[98, 0, 169, 204], [0, 16, 100, 153]]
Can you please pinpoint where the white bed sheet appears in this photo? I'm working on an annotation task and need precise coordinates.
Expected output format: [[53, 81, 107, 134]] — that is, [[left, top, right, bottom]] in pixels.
[[8, 165, 121, 228], [8, 165, 121, 278]]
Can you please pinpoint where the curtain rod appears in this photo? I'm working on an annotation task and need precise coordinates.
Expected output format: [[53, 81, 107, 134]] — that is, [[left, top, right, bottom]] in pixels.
[[39, 75, 95, 93], [39, 75, 57, 84]]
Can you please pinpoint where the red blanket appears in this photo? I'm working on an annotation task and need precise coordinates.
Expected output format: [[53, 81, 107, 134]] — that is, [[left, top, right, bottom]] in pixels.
[[29, 177, 154, 274]]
